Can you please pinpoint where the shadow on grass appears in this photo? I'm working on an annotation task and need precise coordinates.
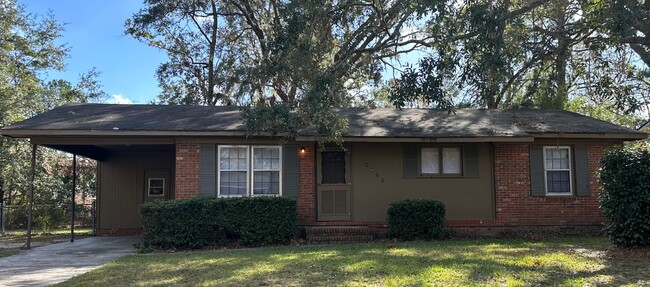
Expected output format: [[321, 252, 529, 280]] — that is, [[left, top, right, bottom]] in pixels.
[[56, 238, 649, 287]]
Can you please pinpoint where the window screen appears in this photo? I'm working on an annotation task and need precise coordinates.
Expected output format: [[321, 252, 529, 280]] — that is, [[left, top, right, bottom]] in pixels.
[[321, 151, 346, 184]]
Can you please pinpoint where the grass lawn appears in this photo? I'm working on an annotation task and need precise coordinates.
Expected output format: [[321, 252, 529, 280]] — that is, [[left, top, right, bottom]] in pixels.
[[57, 236, 648, 287], [0, 228, 92, 258]]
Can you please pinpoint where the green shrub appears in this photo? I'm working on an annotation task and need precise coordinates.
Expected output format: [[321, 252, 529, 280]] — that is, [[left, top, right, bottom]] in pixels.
[[387, 199, 451, 240], [140, 197, 296, 249], [598, 147, 650, 246]]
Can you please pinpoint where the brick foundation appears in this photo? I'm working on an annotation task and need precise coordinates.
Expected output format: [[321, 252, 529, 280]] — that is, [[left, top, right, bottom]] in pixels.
[[175, 143, 200, 199]]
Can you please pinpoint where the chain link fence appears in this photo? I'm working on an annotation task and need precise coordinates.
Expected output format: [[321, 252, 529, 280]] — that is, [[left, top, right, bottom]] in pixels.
[[0, 202, 95, 235]]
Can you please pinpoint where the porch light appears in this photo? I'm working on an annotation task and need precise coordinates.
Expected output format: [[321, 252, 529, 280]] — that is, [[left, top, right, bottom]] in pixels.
[[300, 147, 306, 153]]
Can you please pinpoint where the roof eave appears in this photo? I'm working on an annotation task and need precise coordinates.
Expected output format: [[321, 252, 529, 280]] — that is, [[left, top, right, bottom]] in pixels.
[[531, 133, 648, 140], [0, 129, 249, 138], [295, 136, 535, 142]]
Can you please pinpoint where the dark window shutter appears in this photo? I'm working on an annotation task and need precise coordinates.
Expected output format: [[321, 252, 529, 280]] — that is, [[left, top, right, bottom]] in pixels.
[[199, 144, 216, 197], [529, 145, 546, 196], [282, 145, 299, 198], [403, 143, 418, 178], [574, 145, 590, 196], [463, 144, 479, 178]]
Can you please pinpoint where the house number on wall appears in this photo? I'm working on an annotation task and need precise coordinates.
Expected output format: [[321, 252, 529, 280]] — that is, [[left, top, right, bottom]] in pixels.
[[365, 162, 385, 183]]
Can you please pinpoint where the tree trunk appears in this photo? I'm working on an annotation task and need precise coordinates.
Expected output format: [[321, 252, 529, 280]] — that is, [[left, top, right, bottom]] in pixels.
[[207, 0, 219, 106], [553, 0, 569, 109]]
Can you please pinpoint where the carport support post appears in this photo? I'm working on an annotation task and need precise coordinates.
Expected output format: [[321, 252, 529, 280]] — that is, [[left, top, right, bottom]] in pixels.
[[71, 154, 76, 242], [25, 144, 37, 250]]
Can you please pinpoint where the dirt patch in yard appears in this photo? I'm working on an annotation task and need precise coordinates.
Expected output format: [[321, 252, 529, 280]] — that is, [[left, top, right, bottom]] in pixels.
[[605, 246, 650, 260]]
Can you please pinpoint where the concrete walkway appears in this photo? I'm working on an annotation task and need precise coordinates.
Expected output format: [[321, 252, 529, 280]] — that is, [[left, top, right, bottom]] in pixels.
[[0, 236, 138, 287]]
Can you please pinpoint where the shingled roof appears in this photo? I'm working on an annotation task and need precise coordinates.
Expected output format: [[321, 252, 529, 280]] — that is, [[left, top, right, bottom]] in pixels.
[[1, 103, 646, 140]]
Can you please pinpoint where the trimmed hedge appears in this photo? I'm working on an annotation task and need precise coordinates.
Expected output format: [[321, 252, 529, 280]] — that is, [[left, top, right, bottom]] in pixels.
[[598, 147, 650, 246], [140, 197, 296, 249], [387, 199, 451, 240]]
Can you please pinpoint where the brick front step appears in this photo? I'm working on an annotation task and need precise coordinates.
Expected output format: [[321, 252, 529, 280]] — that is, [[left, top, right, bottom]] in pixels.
[[305, 226, 375, 243]]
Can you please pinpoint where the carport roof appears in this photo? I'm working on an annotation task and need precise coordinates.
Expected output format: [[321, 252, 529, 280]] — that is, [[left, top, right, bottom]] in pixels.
[[1, 103, 646, 140]]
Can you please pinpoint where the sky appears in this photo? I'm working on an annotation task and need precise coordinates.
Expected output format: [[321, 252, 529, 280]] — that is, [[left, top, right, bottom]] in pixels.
[[20, 0, 166, 104]]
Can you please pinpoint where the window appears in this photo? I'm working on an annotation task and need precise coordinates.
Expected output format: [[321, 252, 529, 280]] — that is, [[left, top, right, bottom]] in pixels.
[[147, 178, 165, 196], [420, 147, 462, 175], [544, 146, 572, 194], [217, 145, 282, 197], [321, 151, 346, 184], [252, 146, 281, 195], [218, 146, 249, 197]]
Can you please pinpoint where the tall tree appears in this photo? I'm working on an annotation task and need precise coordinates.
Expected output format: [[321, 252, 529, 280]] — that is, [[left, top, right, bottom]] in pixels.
[[126, 0, 440, 105], [391, 0, 649, 122], [590, 0, 650, 67], [0, 1, 104, 212], [127, 0, 442, 143]]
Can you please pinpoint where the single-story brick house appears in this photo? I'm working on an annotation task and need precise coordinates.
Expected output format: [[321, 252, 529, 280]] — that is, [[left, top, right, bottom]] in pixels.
[[1, 104, 647, 238]]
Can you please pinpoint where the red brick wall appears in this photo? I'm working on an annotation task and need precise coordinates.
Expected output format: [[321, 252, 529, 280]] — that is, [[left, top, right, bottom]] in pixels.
[[175, 143, 200, 199], [458, 143, 608, 227], [297, 145, 316, 225]]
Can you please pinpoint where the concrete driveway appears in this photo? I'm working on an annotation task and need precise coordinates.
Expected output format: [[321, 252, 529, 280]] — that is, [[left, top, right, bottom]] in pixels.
[[0, 236, 138, 287]]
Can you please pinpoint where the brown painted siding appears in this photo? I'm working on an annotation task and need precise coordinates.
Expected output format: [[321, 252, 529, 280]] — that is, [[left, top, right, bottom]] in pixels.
[[97, 151, 174, 230], [348, 142, 494, 221]]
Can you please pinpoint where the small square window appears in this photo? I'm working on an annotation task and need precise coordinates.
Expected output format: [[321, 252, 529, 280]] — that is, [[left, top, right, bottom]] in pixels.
[[148, 178, 165, 197], [420, 146, 463, 176]]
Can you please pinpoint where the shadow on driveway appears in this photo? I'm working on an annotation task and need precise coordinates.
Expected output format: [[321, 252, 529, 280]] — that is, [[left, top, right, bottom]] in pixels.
[[0, 236, 138, 287]]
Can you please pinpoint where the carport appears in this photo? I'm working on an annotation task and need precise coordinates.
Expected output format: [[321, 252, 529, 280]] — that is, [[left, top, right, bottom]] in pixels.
[[1, 105, 180, 242]]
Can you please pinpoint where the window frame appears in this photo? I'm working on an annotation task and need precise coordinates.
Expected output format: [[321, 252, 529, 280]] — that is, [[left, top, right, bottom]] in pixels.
[[147, 178, 165, 197], [418, 145, 464, 177], [543, 146, 573, 196], [217, 145, 250, 198], [251, 146, 283, 197], [216, 145, 284, 197]]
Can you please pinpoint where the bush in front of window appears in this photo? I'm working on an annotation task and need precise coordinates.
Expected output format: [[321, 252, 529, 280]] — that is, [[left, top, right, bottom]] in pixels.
[[387, 199, 452, 241], [140, 197, 296, 249], [598, 146, 650, 246]]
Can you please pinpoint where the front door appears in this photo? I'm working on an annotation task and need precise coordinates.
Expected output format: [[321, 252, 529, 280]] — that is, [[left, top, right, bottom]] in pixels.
[[143, 169, 171, 203], [317, 150, 351, 221]]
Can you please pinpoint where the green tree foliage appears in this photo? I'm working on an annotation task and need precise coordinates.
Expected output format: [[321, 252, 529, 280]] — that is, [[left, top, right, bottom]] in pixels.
[[589, 0, 650, 68], [0, 1, 103, 215], [598, 146, 650, 246], [392, 0, 649, 122], [126, 0, 442, 144], [127, 0, 649, 144]]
